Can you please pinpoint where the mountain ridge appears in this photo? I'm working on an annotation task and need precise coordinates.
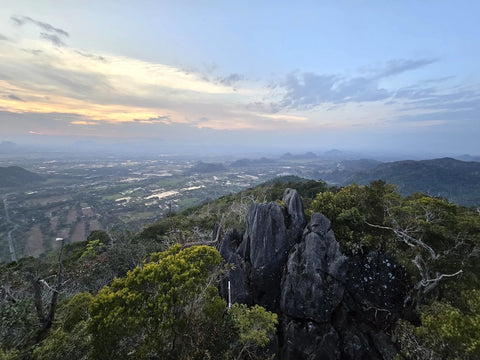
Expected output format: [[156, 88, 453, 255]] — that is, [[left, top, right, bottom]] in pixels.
[[342, 157, 480, 206], [0, 166, 43, 187]]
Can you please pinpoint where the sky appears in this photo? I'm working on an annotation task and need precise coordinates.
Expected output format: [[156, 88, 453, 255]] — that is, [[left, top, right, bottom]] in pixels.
[[0, 0, 479, 156]]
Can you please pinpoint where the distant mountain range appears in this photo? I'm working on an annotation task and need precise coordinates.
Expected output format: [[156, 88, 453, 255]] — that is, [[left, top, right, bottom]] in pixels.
[[0, 166, 43, 187], [230, 157, 275, 167], [0, 141, 23, 153], [342, 157, 480, 207], [187, 161, 227, 174]]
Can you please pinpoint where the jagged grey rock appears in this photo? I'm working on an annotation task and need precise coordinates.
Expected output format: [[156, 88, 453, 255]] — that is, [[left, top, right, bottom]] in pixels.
[[219, 228, 249, 304], [218, 188, 410, 359], [283, 187, 307, 240], [281, 213, 347, 322], [239, 188, 306, 309]]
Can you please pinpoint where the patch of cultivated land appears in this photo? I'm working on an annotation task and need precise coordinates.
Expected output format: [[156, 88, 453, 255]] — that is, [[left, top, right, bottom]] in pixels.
[[71, 220, 85, 243], [25, 225, 44, 257], [81, 205, 95, 217], [88, 219, 103, 233], [67, 207, 78, 224], [50, 216, 58, 232], [26, 194, 72, 206]]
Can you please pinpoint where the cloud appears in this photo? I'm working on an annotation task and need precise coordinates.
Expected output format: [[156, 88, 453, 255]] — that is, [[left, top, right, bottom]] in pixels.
[[0, 37, 251, 129], [40, 32, 66, 47], [393, 85, 437, 100], [11, 15, 69, 37], [393, 82, 480, 113], [1, 19, 476, 150], [217, 73, 244, 86], [27, 64, 113, 95], [70, 120, 98, 125], [22, 48, 43, 55], [257, 113, 308, 122], [5, 94, 24, 101], [384, 81, 480, 132], [374, 58, 438, 78], [0, 34, 9, 41], [11, 15, 69, 47], [75, 50, 106, 62], [274, 71, 390, 111], [272, 58, 438, 111], [132, 116, 172, 125], [422, 76, 456, 84]]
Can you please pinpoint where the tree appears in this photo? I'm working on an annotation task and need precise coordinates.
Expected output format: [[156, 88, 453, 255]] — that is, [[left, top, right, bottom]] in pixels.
[[228, 303, 278, 360], [0, 251, 67, 353], [33, 244, 279, 360], [32, 292, 93, 360], [365, 194, 465, 308], [394, 290, 480, 360], [417, 290, 480, 359], [0, 349, 19, 360], [88, 244, 228, 359], [309, 182, 399, 253], [309, 181, 480, 316]]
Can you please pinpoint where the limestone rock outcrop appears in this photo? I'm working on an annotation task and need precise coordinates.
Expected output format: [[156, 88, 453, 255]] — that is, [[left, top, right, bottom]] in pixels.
[[221, 188, 306, 310], [281, 213, 347, 323], [219, 188, 410, 359]]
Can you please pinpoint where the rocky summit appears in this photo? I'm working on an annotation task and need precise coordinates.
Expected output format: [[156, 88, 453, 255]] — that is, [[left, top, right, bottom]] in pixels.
[[220, 188, 410, 360]]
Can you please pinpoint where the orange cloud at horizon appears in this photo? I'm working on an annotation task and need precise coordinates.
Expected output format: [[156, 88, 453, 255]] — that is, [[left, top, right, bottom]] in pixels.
[[0, 80, 178, 124]]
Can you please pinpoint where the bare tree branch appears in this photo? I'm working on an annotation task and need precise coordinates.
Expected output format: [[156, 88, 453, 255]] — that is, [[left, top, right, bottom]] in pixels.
[[365, 221, 438, 259], [1, 285, 18, 303], [418, 270, 463, 289]]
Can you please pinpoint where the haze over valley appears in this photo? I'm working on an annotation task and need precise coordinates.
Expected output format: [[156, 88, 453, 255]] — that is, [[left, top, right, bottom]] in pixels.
[[1, 143, 479, 263]]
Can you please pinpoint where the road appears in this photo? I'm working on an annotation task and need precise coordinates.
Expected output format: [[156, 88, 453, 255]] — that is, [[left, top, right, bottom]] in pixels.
[[3, 198, 18, 262]]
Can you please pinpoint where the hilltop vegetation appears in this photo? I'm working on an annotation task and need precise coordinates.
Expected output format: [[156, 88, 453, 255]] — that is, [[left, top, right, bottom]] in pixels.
[[1, 178, 480, 359], [343, 157, 480, 206], [0, 166, 43, 187]]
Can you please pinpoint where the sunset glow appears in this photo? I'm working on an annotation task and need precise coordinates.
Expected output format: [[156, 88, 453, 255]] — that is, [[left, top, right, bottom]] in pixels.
[[0, 1, 479, 154]]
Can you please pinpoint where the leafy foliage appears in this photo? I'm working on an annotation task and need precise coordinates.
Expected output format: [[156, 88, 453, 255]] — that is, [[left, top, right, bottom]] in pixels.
[[0, 349, 19, 360], [88, 244, 226, 359], [229, 303, 278, 360], [309, 181, 398, 253], [416, 290, 480, 359], [0, 257, 49, 353], [33, 244, 275, 360]]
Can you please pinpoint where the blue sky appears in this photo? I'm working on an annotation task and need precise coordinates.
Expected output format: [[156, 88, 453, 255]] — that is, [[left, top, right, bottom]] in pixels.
[[0, 1, 479, 155]]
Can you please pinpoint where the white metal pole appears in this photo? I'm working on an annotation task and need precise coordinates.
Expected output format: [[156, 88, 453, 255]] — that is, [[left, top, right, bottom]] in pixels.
[[228, 280, 231, 308]]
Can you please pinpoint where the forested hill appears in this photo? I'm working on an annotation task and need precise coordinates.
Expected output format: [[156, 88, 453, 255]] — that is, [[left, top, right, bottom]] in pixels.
[[1, 178, 480, 359], [343, 157, 480, 206], [0, 166, 43, 187]]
